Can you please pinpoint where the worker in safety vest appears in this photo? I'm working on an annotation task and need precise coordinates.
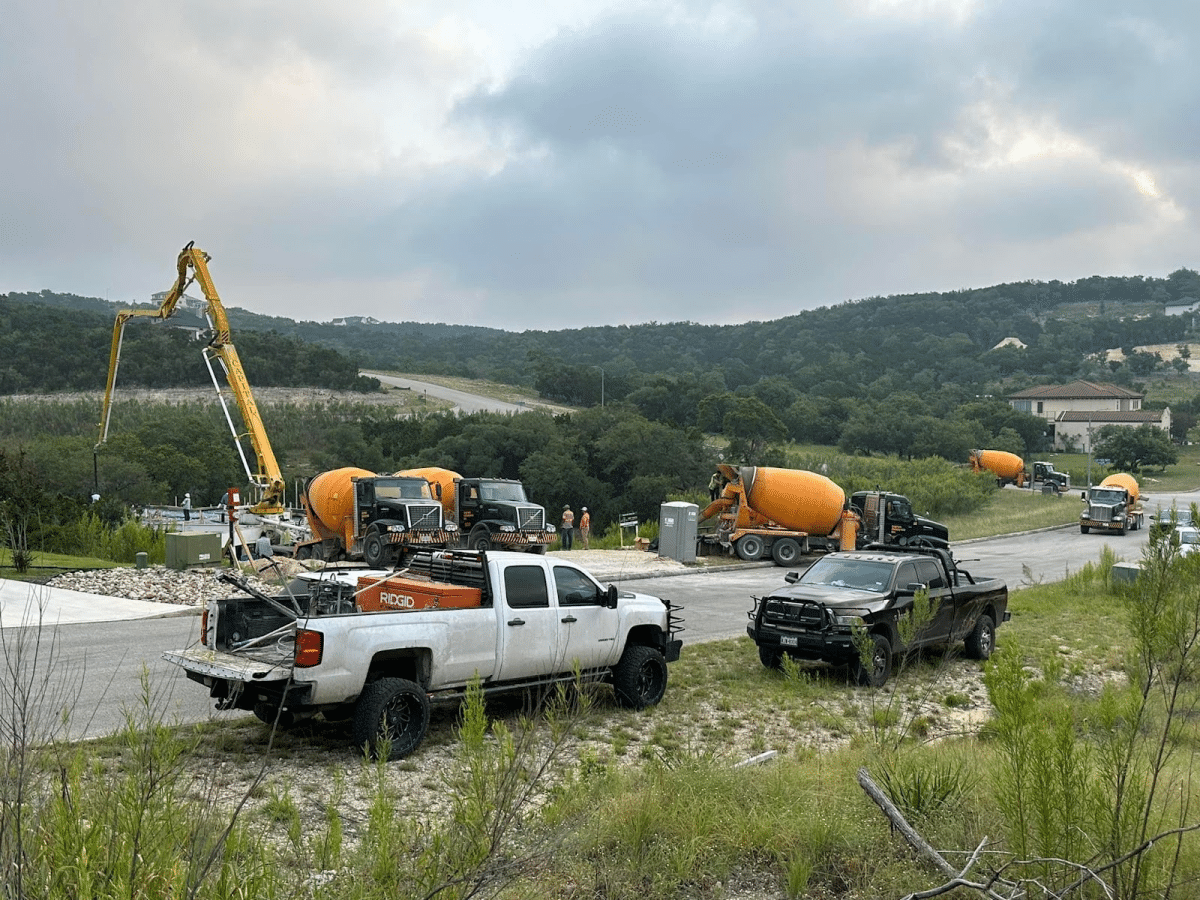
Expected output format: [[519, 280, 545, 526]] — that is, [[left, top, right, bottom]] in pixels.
[[837, 503, 860, 552]]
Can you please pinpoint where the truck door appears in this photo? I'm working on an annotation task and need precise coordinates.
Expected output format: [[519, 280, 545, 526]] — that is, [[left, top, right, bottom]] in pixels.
[[912, 557, 956, 641], [494, 563, 561, 682], [553, 564, 620, 671]]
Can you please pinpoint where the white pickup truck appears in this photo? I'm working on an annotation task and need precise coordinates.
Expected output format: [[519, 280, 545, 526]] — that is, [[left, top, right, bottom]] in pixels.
[[164, 550, 683, 758]]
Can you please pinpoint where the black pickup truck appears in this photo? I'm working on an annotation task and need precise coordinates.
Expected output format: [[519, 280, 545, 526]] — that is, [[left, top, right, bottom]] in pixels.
[[747, 546, 1008, 687]]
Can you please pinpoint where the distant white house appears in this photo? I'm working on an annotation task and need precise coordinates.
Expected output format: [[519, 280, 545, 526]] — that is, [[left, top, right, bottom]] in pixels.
[[990, 336, 1027, 350], [1008, 380, 1171, 451]]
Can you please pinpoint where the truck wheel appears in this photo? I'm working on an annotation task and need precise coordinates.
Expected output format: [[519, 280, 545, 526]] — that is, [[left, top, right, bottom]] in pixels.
[[295, 544, 312, 561], [469, 528, 493, 552], [612, 645, 668, 709], [771, 538, 801, 566], [853, 633, 892, 687], [1080, 524, 1089, 534], [964, 614, 995, 660], [364, 532, 387, 568], [1117, 525, 1126, 536], [758, 645, 783, 669], [352, 677, 430, 760], [525, 544, 548, 555], [736, 535, 764, 561]]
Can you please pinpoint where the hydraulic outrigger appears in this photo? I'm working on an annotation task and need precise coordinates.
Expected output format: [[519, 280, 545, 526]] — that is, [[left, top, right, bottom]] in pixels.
[[95, 242, 286, 515]]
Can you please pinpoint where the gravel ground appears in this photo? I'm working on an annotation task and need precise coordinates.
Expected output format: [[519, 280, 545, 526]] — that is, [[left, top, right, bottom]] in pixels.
[[45, 548, 710, 606]]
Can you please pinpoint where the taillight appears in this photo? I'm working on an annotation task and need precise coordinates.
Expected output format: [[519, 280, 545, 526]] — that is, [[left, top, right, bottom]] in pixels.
[[294, 629, 324, 668]]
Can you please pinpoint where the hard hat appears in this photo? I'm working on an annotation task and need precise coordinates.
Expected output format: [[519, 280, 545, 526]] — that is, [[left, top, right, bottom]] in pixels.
[[582, 506, 587, 511], [563, 504, 571, 509]]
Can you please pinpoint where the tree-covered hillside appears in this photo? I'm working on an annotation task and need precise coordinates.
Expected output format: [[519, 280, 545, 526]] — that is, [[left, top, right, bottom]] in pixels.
[[8, 268, 1200, 457], [0, 295, 379, 393]]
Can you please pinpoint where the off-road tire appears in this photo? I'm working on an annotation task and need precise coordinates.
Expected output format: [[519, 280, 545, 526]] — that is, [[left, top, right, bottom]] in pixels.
[[363, 532, 387, 568], [853, 633, 892, 688], [736, 535, 765, 561], [758, 644, 784, 669], [964, 614, 995, 660], [352, 677, 430, 760], [771, 538, 801, 566], [612, 645, 668, 709]]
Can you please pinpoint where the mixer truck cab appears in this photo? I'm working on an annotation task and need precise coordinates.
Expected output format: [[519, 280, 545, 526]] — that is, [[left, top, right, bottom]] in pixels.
[[295, 468, 453, 566], [396, 468, 556, 553], [849, 491, 949, 549], [1031, 461, 1070, 492]]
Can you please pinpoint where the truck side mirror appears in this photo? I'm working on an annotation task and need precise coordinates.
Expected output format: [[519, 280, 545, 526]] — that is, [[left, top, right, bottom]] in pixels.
[[1080, 492, 1087, 501], [604, 585, 619, 609], [784, 571, 800, 584], [433, 484, 441, 500]]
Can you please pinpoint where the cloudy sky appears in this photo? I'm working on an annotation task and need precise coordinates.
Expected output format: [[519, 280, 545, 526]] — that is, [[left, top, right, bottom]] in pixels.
[[2, 1, 1196, 331]]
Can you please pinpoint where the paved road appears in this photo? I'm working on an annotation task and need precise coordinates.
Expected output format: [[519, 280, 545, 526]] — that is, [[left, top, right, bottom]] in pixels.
[[6, 485, 1195, 741], [363, 373, 533, 415]]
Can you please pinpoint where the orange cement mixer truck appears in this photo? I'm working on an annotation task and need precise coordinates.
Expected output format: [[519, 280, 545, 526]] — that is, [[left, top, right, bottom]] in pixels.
[[700, 464, 949, 565], [294, 467, 453, 566], [1079, 472, 1144, 535]]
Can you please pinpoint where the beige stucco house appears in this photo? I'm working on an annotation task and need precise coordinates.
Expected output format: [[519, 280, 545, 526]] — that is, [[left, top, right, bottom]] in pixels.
[[1008, 380, 1171, 451]]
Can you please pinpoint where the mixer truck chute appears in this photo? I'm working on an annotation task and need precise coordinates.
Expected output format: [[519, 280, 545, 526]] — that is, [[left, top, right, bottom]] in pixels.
[[295, 467, 453, 565], [397, 467, 556, 553], [700, 465, 948, 565], [96, 242, 286, 515]]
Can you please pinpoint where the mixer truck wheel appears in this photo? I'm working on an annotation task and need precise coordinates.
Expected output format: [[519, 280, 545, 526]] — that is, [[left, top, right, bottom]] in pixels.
[[1080, 525, 1089, 534], [771, 538, 801, 566], [364, 532, 387, 568], [352, 677, 430, 760], [612, 645, 668, 709], [736, 535, 765, 561], [468, 527, 494, 552]]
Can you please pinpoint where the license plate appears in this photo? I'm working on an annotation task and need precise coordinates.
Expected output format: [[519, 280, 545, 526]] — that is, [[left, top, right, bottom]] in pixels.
[[780, 635, 798, 648]]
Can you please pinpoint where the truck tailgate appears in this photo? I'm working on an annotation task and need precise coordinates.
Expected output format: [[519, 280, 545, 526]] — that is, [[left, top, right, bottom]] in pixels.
[[163, 648, 293, 684]]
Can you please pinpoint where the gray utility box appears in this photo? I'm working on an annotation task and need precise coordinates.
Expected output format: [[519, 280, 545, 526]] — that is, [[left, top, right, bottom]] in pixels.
[[166, 532, 222, 570], [658, 501, 698, 563]]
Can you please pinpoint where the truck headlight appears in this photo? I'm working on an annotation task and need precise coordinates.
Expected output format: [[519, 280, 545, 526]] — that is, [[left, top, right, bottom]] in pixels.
[[546, 524, 557, 533], [444, 523, 458, 532], [831, 614, 864, 627], [500, 524, 516, 532], [389, 524, 406, 533]]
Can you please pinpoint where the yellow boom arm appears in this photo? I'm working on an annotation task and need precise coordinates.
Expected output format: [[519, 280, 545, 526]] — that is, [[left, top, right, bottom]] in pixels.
[[96, 242, 286, 515]]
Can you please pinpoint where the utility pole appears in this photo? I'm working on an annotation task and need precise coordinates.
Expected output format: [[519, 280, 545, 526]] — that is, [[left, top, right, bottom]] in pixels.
[[590, 365, 605, 408]]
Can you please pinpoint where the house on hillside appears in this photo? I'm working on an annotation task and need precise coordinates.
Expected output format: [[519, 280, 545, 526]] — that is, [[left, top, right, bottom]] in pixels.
[[1008, 380, 1171, 451]]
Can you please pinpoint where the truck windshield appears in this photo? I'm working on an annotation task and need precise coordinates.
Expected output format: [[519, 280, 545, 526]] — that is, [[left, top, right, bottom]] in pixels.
[[479, 482, 527, 502], [1091, 489, 1125, 504], [800, 559, 894, 592], [375, 480, 433, 501]]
